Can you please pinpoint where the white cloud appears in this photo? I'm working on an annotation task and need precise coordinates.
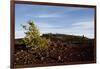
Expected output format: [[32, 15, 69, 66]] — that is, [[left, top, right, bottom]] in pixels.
[[71, 21, 94, 30], [25, 12, 62, 19], [35, 22, 61, 29], [15, 30, 25, 39], [37, 14, 60, 18]]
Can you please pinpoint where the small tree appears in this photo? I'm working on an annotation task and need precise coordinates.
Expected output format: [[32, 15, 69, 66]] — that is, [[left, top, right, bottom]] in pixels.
[[22, 21, 49, 52]]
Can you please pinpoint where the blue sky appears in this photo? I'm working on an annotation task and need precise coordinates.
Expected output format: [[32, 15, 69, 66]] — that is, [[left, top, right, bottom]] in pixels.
[[15, 4, 95, 39]]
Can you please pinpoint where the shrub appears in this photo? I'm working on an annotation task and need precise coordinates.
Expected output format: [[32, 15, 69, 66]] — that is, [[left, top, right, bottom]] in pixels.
[[22, 21, 49, 54]]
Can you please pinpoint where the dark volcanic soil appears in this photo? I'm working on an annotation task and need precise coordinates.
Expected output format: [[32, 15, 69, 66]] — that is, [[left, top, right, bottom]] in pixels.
[[13, 34, 96, 66]]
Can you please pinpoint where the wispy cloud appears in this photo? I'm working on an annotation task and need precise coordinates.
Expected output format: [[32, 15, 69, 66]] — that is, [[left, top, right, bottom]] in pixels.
[[15, 31, 25, 39], [37, 14, 60, 18], [71, 21, 94, 30], [35, 22, 62, 29]]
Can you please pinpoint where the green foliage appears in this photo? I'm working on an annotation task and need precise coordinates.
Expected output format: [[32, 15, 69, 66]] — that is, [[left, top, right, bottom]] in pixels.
[[22, 21, 49, 50]]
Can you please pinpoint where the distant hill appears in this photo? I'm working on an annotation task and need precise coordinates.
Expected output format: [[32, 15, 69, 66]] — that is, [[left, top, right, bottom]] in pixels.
[[42, 33, 89, 39], [15, 33, 93, 45], [42, 33, 90, 43]]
